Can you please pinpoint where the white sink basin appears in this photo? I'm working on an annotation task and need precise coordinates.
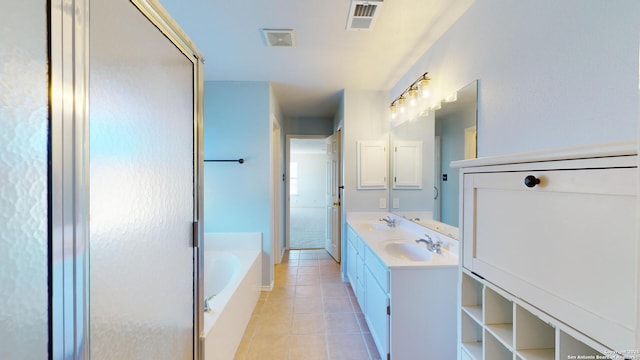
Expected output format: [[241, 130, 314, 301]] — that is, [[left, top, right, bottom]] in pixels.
[[384, 242, 433, 261], [361, 221, 393, 231], [369, 222, 392, 231]]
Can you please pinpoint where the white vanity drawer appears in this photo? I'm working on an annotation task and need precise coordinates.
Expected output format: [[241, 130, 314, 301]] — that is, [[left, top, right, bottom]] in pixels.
[[364, 246, 389, 293], [462, 164, 637, 350]]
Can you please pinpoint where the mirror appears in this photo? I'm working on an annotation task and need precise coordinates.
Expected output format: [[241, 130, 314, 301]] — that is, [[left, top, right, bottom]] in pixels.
[[389, 80, 478, 238]]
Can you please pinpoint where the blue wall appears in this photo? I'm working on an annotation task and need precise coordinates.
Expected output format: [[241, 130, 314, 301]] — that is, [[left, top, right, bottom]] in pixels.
[[203, 81, 272, 285]]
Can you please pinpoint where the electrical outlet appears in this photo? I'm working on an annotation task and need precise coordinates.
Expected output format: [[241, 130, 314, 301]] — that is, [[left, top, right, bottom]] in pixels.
[[392, 198, 400, 209], [379, 198, 387, 208]]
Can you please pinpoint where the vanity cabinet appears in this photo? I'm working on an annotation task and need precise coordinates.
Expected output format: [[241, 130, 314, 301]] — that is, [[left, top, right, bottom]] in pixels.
[[454, 143, 639, 357], [347, 226, 388, 356], [346, 223, 457, 360], [346, 226, 366, 306]]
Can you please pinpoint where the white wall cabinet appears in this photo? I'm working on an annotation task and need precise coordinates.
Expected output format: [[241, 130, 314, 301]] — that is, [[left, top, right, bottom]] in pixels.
[[454, 143, 639, 357], [356, 140, 387, 189], [392, 140, 423, 189], [346, 224, 457, 359]]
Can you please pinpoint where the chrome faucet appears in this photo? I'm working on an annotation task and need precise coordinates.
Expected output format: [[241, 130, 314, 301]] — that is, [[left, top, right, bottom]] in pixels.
[[379, 216, 397, 228], [204, 294, 215, 312], [415, 234, 443, 254]]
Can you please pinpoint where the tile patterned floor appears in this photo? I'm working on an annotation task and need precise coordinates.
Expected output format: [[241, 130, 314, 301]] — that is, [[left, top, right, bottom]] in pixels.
[[234, 249, 382, 360]]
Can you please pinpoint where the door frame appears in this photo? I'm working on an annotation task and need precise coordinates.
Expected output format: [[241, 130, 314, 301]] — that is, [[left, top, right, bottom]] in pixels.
[[49, 0, 205, 358], [285, 134, 329, 250], [271, 117, 283, 264]]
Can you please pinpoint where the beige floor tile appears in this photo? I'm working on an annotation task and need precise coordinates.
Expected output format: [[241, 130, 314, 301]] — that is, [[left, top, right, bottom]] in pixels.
[[238, 249, 374, 360], [296, 273, 321, 285], [322, 283, 349, 298], [363, 332, 382, 359], [355, 312, 370, 333], [350, 296, 363, 313], [270, 285, 296, 299], [246, 334, 290, 360], [296, 284, 322, 298], [243, 315, 259, 337], [293, 298, 324, 314], [320, 272, 344, 284], [298, 253, 319, 260], [325, 312, 361, 333], [233, 334, 253, 360], [259, 298, 294, 316], [297, 259, 319, 267], [254, 313, 293, 335], [288, 334, 328, 360], [298, 266, 320, 275], [291, 313, 325, 334], [323, 297, 354, 313], [318, 259, 338, 266], [326, 333, 370, 360]]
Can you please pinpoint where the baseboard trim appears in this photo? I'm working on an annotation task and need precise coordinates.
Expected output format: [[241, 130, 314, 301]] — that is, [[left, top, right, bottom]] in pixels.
[[261, 281, 274, 292]]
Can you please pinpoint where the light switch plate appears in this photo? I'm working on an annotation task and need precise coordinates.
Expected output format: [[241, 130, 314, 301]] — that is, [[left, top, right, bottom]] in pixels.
[[392, 198, 399, 209], [379, 198, 387, 208]]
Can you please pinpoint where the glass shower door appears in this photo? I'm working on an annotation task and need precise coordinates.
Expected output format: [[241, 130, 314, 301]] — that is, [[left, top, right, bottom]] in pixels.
[[0, 2, 49, 359], [89, 0, 195, 358]]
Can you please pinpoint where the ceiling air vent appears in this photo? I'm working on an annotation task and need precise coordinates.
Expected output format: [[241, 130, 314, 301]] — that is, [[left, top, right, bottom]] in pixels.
[[346, 0, 383, 31], [262, 29, 296, 48]]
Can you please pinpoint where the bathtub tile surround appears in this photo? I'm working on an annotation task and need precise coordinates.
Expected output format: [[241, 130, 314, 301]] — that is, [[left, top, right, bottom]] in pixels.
[[234, 249, 381, 360]]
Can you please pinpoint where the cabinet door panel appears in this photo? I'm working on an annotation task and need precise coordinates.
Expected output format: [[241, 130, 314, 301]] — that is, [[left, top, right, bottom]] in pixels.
[[346, 240, 357, 286], [357, 141, 387, 189], [462, 167, 637, 350], [365, 267, 389, 359]]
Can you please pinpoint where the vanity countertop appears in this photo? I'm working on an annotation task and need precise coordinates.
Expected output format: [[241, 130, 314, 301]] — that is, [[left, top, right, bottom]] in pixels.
[[346, 212, 458, 270]]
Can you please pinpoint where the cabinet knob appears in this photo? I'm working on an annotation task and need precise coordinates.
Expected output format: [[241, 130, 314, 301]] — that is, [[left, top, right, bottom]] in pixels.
[[524, 175, 540, 188]]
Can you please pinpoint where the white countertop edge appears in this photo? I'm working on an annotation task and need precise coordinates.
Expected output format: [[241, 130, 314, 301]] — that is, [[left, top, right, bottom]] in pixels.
[[346, 212, 459, 269], [451, 141, 638, 169]]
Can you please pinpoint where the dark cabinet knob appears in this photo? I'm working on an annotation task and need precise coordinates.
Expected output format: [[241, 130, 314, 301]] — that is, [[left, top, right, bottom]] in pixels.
[[524, 175, 540, 188]]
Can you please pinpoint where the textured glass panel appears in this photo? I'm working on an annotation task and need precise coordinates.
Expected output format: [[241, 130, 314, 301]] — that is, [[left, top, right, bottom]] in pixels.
[[89, 0, 194, 358], [0, 2, 49, 360]]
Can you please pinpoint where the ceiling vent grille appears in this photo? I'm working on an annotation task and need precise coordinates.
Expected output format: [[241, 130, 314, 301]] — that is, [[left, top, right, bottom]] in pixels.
[[346, 0, 383, 31], [262, 29, 296, 48]]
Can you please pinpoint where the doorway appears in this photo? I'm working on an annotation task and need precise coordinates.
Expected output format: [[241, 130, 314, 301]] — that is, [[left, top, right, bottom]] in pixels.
[[287, 136, 328, 249]]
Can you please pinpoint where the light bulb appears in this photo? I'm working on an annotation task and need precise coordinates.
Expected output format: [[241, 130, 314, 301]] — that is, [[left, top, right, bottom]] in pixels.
[[417, 78, 430, 98], [389, 103, 397, 121], [408, 89, 418, 107], [398, 97, 406, 113]]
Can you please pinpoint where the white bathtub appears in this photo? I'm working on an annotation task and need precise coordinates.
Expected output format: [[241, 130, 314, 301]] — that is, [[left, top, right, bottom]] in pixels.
[[202, 233, 262, 360]]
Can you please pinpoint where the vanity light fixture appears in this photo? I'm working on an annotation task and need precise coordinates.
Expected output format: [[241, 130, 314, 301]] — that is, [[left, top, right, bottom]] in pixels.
[[389, 72, 430, 123], [397, 97, 406, 113], [389, 102, 398, 120], [417, 77, 430, 98], [408, 88, 418, 107]]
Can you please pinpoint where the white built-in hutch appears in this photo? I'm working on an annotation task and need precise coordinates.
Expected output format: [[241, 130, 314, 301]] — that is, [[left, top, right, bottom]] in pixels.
[[452, 142, 639, 360]]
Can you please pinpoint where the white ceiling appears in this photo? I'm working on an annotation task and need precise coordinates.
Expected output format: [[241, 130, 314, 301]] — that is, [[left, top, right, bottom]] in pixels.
[[159, 0, 473, 118]]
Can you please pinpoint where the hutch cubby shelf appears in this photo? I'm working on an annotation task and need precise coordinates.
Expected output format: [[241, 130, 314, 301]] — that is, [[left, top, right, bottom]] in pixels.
[[459, 270, 609, 360]]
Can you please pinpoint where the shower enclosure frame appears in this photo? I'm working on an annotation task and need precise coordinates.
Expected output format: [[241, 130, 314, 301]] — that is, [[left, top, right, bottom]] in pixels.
[[49, 0, 205, 358]]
